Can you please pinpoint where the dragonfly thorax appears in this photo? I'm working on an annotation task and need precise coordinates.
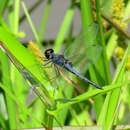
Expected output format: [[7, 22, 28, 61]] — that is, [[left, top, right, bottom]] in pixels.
[[44, 48, 54, 59], [44, 48, 73, 67]]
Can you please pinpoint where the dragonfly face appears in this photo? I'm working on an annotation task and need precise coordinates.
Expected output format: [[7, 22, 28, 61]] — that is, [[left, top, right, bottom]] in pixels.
[[44, 48, 54, 59]]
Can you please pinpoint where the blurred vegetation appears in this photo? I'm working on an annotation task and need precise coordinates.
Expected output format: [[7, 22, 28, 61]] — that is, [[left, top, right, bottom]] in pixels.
[[0, 0, 130, 130]]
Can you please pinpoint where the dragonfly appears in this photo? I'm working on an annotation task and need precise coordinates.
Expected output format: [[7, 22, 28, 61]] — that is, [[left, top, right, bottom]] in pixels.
[[28, 24, 102, 90], [42, 48, 102, 89]]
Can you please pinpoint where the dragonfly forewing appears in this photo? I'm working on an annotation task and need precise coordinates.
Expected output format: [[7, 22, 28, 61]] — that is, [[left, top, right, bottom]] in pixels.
[[62, 23, 102, 74]]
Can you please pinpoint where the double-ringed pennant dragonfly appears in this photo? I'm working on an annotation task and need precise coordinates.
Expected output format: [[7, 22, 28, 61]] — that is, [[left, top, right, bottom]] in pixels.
[[42, 48, 102, 89], [30, 23, 103, 90]]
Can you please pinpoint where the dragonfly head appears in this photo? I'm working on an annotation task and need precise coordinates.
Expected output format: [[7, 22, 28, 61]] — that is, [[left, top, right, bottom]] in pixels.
[[44, 49, 54, 59]]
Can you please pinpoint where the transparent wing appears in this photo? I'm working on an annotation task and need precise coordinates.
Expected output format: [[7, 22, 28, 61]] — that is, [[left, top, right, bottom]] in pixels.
[[63, 23, 99, 56], [63, 23, 102, 73]]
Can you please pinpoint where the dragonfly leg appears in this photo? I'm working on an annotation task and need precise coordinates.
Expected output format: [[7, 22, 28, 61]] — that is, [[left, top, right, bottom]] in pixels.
[[43, 59, 49, 61], [53, 64, 60, 76], [47, 64, 60, 81], [41, 60, 52, 66], [38, 55, 50, 62]]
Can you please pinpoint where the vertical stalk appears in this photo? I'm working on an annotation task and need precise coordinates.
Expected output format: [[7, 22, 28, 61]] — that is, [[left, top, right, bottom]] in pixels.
[[22, 2, 41, 47], [47, 114, 54, 130], [80, 0, 104, 119], [13, 0, 20, 34], [0, 50, 17, 129], [95, 0, 111, 83], [38, 0, 52, 42], [80, 0, 93, 27]]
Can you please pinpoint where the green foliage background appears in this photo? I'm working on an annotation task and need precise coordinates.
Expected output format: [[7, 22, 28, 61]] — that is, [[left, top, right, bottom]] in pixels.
[[0, 0, 130, 129]]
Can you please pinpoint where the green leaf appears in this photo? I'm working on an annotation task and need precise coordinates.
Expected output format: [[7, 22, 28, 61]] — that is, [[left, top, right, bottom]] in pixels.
[[98, 44, 130, 129], [47, 84, 121, 115]]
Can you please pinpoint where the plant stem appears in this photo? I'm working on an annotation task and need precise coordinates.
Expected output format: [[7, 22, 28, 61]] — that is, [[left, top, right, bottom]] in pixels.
[[95, 0, 111, 83]]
